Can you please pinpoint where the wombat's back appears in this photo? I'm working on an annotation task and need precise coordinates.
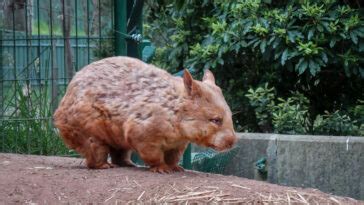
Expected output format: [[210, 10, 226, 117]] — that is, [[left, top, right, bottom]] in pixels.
[[65, 56, 179, 105]]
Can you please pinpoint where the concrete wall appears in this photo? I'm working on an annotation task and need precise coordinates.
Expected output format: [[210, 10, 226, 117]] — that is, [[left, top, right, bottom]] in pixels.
[[223, 133, 364, 200]]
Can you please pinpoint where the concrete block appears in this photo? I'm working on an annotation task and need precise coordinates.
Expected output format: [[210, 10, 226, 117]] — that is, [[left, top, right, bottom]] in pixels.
[[221, 133, 364, 200], [224, 133, 272, 179]]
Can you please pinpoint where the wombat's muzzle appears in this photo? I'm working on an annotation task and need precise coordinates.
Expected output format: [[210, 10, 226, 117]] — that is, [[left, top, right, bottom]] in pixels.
[[210, 131, 237, 151]]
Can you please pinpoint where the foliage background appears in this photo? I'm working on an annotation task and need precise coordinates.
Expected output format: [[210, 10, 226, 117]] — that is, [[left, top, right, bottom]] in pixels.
[[144, 0, 364, 135]]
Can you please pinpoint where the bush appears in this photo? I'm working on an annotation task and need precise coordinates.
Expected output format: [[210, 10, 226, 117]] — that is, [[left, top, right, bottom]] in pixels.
[[272, 92, 311, 134], [313, 111, 360, 136], [246, 83, 361, 135], [145, 0, 364, 136], [246, 84, 311, 134]]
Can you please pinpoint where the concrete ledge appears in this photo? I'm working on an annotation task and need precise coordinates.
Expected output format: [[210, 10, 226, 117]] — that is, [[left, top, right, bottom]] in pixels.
[[223, 133, 364, 200]]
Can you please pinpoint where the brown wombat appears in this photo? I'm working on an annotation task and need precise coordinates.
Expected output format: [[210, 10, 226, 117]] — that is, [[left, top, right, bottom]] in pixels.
[[53, 56, 237, 173]]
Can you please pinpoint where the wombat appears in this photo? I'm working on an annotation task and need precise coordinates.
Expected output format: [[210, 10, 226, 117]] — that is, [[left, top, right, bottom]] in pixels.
[[53, 56, 237, 173]]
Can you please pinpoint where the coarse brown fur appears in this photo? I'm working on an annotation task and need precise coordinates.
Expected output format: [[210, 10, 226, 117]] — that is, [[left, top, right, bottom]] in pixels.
[[53, 56, 237, 173]]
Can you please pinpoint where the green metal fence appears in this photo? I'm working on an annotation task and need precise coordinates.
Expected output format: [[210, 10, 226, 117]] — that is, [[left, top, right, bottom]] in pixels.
[[0, 0, 116, 155]]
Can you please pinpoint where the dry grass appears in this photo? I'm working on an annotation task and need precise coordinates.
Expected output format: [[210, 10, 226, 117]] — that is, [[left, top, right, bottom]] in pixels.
[[105, 178, 353, 205]]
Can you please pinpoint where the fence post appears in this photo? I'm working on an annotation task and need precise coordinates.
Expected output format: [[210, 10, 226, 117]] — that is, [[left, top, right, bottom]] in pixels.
[[114, 0, 127, 56], [0, 28, 3, 117], [127, 0, 144, 59]]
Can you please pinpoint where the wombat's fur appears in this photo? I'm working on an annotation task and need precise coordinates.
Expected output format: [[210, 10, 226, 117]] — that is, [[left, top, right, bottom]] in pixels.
[[53, 57, 237, 173]]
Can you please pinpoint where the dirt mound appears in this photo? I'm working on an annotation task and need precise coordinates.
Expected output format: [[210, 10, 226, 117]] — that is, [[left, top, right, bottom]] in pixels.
[[0, 154, 361, 204]]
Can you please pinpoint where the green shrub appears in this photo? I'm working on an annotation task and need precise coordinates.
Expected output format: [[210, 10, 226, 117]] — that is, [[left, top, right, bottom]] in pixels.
[[246, 83, 361, 135], [246, 84, 311, 134], [313, 111, 360, 136], [245, 83, 275, 131], [146, 0, 364, 135], [272, 92, 311, 134]]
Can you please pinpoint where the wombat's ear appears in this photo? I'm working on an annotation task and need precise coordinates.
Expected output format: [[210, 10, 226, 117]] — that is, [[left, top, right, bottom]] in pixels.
[[183, 69, 200, 97], [202, 69, 215, 85]]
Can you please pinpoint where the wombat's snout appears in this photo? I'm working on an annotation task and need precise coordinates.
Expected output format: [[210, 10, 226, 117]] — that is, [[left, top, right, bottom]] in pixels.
[[222, 133, 237, 150], [210, 130, 237, 151]]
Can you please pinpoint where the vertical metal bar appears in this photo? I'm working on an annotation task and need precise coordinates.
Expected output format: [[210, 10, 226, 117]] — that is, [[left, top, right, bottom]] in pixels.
[[126, 0, 144, 59], [37, 0, 41, 85], [114, 0, 127, 56], [50, 0, 58, 154], [0, 25, 3, 152], [62, 0, 66, 86], [75, 0, 78, 71], [87, 0, 90, 63], [12, 2, 18, 153], [111, 0, 114, 32], [25, 0, 30, 154], [98, 0, 101, 56], [37, 0, 42, 153]]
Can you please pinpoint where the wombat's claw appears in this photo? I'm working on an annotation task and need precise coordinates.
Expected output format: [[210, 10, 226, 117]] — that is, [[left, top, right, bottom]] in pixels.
[[98, 163, 115, 169], [149, 165, 173, 174], [171, 165, 184, 172]]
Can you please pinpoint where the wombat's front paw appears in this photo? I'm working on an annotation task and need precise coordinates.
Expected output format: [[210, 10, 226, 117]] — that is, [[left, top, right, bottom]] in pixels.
[[170, 165, 184, 172], [149, 164, 174, 174], [96, 163, 116, 169]]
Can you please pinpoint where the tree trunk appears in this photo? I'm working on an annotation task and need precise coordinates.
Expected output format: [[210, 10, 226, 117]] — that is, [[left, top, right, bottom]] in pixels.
[[3, 0, 26, 31], [26, 0, 33, 35], [61, 0, 74, 82], [81, 0, 88, 36], [91, 0, 100, 36]]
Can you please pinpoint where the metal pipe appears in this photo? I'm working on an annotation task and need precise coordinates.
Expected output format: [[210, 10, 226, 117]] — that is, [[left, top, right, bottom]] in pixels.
[[114, 0, 127, 56]]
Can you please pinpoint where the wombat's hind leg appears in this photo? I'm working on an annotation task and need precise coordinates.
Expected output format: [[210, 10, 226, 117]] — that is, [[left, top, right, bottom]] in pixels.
[[110, 148, 136, 167], [84, 137, 114, 169]]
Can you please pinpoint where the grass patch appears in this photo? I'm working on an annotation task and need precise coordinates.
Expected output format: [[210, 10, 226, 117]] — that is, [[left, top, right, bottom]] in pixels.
[[0, 80, 74, 156], [32, 20, 87, 36]]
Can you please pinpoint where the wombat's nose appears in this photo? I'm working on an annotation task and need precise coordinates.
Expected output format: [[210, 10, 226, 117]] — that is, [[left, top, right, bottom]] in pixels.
[[225, 134, 237, 149]]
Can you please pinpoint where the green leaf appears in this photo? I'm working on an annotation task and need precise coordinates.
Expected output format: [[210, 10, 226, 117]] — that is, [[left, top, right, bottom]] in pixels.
[[260, 39, 267, 53], [223, 33, 230, 43], [359, 41, 364, 52], [350, 32, 358, 44], [340, 33, 347, 39], [281, 48, 289, 65], [296, 58, 308, 75], [288, 50, 299, 59], [309, 59, 320, 76], [308, 29, 314, 40], [359, 67, 364, 78], [287, 31, 303, 43], [243, 22, 253, 34], [330, 38, 337, 48], [353, 29, 364, 38], [247, 38, 259, 47], [272, 38, 281, 49], [321, 52, 328, 63], [268, 36, 276, 45], [253, 39, 261, 49]]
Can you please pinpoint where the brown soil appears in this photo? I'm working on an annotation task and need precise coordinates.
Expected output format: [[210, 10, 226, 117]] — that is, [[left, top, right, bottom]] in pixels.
[[0, 153, 362, 204]]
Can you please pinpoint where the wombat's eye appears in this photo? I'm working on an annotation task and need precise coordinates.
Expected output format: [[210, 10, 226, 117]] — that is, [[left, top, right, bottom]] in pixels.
[[209, 118, 223, 126]]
